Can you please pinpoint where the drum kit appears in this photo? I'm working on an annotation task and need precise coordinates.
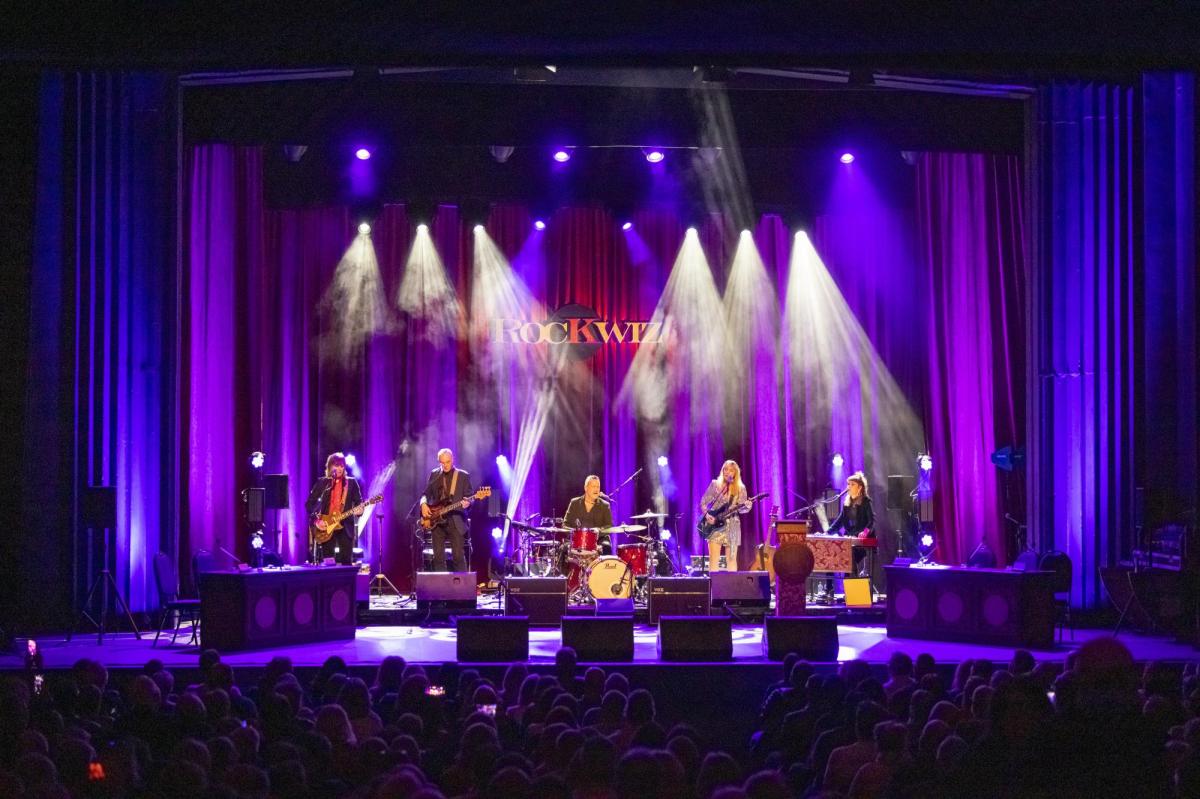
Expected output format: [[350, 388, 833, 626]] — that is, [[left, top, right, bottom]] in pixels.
[[506, 511, 674, 604]]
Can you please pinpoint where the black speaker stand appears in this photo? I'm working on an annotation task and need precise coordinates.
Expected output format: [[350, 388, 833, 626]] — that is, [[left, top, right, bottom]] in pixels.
[[69, 524, 141, 644]]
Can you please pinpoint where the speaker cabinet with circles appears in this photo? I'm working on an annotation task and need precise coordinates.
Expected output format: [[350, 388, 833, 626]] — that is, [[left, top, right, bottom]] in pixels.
[[885, 565, 1055, 647], [198, 566, 357, 652]]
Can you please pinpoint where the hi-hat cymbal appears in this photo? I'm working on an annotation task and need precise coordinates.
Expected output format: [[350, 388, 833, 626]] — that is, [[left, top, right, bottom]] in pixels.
[[605, 524, 648, 533], [629, 511, 667, 520]]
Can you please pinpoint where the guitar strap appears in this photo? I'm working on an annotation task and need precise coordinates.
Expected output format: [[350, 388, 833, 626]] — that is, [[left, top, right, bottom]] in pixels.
[[449, 469, 459, 499]]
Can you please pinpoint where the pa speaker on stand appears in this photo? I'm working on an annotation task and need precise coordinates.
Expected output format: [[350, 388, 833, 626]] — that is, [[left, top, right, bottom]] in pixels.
[[69, 486, 141, 644]]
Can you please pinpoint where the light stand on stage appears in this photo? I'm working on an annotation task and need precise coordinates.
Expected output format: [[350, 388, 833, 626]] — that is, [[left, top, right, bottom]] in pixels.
[[69, 486, 141, 645], [368, 509, 399, 599]]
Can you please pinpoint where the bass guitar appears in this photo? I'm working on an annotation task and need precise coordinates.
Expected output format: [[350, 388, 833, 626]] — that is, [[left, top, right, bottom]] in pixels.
[[311, 494, 383, 545], [696, 491, 768, 540], [418, 487, 492, 530]]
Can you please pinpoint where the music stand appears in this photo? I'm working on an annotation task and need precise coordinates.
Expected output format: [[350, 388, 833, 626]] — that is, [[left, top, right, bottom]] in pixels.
[[69, 487, 141, 644]]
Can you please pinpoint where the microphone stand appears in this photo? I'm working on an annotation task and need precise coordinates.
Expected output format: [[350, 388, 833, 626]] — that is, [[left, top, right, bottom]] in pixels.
[[603, 467, 643, 505]]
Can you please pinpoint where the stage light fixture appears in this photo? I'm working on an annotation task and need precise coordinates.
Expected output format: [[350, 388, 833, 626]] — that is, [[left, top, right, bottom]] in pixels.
[[355, 147, 372, 161], [740, 229, 751, 238], [473, 224, 484, 234], [685, 227, 698, 238], [249, 451, 266, 469], [832, 453, 845, 468], [358, 222, 371, 235], [839, 152, 855, 164], [553, 149, 572, 163], [657, 455, 669, 467], [622, 222, 633, 231], [251, 532, 264, 551], [344, 453, 357, 468], [491, 527, 504, 541], [918, 531, 936, 563], [416, 223, 428, 234], [661, 530, 672, 541], [534, 220, 546, 231], [282, 144, 307, 163], [489, 144, 515, 163], [919, 454, 932, 472], [496, 454, 507, 466], [643, 148, 665, 163]]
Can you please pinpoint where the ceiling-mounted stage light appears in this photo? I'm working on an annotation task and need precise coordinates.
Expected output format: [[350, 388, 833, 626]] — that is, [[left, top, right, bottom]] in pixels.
[[832, 453, 845, 468], [622, 221, 633, 231], [490, 145, 515, 163], [358, 222, 371, 235], [473, 224, 484, 234], [695, 65, 735, 84], [839, 152, 855, 164], [282, 145, 308, 163], [643, 148, 665, 163], [514, 65, 557, 82], [250, 451, 266, 469], [534, 220, 546, 230], [355, 147, 372, 161], [553, 149, 572, 163]]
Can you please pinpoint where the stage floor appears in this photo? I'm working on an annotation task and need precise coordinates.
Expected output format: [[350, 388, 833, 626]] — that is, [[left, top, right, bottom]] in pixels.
[[4, 622, 1197, 671]]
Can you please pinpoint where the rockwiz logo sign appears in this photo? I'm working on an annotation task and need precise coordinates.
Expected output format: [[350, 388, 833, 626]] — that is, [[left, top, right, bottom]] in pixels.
[[490, 303, 665, 348]]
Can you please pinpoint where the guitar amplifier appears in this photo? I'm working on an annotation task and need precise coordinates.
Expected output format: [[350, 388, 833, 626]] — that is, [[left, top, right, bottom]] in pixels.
[[504, 577, 567, 625], [710, 571, 771, 619], [648, 577, 710, 623]]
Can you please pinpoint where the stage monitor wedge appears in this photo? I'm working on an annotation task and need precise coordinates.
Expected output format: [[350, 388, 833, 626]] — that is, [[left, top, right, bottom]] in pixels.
[[561, 616, 634, 661], [762, 615, 839, 661], [416, 572, 476, 612], [657, 615, 732, 661], [456, 616, 529, 662]]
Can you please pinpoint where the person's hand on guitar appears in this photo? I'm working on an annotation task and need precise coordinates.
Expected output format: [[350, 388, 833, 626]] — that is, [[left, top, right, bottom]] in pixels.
[[459, 498, 471, 509], [315, 518, 328, 530], [420, 503, 432, 519], [352, 505, 364, 515], [704, 513, 715, 525]]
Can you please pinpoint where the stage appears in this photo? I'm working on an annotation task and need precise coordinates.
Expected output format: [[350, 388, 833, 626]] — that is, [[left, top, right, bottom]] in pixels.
[[6, 620, 1195, 672]]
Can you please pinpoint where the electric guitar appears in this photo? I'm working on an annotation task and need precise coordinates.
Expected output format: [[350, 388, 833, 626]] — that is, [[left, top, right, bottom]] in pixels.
[[311, 495, 383, 545], [696, 491, 769, 539], [418, 487, 492, 530]]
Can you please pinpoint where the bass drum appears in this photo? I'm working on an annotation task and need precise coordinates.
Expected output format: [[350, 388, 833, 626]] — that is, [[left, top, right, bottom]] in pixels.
[[585, 556, 633, 599]]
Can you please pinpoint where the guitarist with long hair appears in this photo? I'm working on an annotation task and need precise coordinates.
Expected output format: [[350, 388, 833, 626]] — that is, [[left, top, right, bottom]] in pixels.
[[420, 448, 475, 572], [701, 460, 752, 573], [305, 452, 364, 564]]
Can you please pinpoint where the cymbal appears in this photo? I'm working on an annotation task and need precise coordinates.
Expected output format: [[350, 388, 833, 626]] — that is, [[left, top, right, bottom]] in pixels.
[[629, 511, 667, 520], [535, 525, 570, 533], [528, 539, 561, 547], [605, 524, 648, 533]]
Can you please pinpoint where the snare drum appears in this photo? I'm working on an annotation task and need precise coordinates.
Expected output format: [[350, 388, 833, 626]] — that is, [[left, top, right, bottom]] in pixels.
[[570, 527, 599, 554], [617, 543, 648, 576], [586, 556, 632, 599]]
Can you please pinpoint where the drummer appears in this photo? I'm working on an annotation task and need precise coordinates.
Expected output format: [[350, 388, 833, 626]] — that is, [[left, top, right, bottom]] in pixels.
[[564, 475, 615, 554]]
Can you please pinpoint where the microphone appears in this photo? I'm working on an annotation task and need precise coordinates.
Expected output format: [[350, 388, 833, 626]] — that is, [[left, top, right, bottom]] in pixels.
[[218, 547, 243, 566], [599, 492, 613, 501]]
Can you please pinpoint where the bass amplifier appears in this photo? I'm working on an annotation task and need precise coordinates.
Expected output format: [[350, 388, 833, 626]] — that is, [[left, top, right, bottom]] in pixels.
[[648, 577, 710, 623]]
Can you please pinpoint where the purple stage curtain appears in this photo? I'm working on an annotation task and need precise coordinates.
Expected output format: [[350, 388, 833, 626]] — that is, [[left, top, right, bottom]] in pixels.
[[181, 144, 1031, 584], [916, 153, 1026, 567], [1033, 84, 1137, 607], [184, 145, 265, 572], [27, 72, 176, 617]]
